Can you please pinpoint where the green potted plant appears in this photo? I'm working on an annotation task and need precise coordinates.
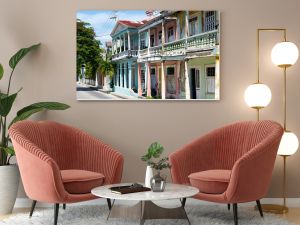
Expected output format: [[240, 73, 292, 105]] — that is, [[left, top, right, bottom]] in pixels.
[[0, 43, 70, 215], [141, 142, 171, 191]]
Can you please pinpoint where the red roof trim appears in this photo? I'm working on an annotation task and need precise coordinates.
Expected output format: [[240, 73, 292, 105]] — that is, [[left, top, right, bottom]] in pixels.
[[118, 20, 144, 28]]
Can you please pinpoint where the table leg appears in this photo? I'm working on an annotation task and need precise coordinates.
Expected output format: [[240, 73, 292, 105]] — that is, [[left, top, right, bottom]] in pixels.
[[106, 199, 115, 221], [140, 201, 145, 225], [106, 199, 191, 224], [142, 200, 191, 224], [182, 203, 191, 225], [107, 200, 142, 221]]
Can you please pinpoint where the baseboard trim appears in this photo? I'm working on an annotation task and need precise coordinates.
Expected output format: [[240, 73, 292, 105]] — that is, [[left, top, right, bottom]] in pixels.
[[14, 197, 300, 208]]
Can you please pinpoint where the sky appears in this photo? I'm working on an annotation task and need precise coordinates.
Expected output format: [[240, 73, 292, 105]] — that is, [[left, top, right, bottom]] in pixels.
[[77, 10, 155, 46]]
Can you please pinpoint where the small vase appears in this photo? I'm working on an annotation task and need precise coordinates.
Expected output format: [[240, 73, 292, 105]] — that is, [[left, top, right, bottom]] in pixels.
[[150, 171, 166, 192], [145, 165, 153, 188]]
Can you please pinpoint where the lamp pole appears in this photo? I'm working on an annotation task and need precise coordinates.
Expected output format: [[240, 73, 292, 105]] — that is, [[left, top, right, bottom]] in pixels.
[[254, 28, 290, 214]]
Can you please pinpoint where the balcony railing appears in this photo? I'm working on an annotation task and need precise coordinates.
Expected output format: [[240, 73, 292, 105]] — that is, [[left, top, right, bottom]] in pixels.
[[187, 30, 218, 50], [139, 49, 148, 57], [149, 46, 162, 56], [112, 50, 138, 60], [164, 30, 218, 53], [114, 30, 218, 60]]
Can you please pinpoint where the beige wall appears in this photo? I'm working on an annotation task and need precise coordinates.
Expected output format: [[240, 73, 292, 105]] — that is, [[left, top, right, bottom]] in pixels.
[[0, 0, 300, 198]]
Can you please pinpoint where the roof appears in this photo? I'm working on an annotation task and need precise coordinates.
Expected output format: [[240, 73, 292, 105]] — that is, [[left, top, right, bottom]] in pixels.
[[118, 20, 144, 28], [110, 20, 145, 36]]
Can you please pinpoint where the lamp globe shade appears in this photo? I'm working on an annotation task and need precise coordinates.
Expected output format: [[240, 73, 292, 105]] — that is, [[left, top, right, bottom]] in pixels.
[[244, 83, 272, 108], [271, 42, 299, 67], [277, 131, 299, 156]]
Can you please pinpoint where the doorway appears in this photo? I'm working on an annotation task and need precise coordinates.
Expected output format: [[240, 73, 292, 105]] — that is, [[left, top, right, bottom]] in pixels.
[[190, 68, 197, 99]]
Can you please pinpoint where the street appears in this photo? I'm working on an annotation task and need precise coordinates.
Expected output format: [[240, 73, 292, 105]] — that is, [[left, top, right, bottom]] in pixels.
[[76, 83, 121, 100]]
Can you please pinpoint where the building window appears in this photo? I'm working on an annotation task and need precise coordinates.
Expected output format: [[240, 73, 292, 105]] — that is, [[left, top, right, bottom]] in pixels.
[[189, 17, 198, 36], [158, 31, 162, 45], [141, 69, 145, 92], [150, 34, 155, 47], [167, 27, 174, 42], [204, 11, 217, 32], [195, 69, 200, 88], [166, 66, 175, 94], [206, 66, 215, 94], [140, 33, 147, 49], [167, 67, 175, 75], [151, 68, 156, 75], [141, 39, 146, 49]]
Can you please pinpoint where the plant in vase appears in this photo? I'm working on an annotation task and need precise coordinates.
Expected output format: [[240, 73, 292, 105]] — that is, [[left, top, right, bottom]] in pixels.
[[141, 142, 171, 191], [0, 43, 70, 215]]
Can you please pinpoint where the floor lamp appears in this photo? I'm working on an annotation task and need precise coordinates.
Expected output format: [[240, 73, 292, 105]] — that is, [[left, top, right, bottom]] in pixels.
[[270, 34, 299, 213], [244, 28, 299, 214]]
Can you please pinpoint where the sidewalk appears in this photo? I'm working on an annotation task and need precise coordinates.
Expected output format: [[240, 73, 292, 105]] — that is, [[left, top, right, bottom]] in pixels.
[[110, 92, 139, 100]]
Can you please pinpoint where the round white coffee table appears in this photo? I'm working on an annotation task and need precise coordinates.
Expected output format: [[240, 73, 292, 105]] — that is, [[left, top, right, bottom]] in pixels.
[[92, 183, 199, 225]]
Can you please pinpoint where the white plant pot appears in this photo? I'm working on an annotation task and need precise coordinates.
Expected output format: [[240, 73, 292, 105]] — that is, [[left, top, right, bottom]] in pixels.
[[145, 165, 153, 188], [0, 165, 20, 215]]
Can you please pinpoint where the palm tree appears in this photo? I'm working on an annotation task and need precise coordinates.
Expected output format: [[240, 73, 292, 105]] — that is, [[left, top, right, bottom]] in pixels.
[[99, 60, 114, 78]]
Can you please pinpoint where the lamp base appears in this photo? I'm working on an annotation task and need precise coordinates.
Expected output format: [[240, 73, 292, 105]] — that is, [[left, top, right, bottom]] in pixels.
[[255, 204, 288, 214]]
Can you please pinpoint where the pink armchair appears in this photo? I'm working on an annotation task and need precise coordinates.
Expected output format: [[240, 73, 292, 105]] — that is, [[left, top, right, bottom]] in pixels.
[[9, 120, 124, 225], [169, 120, 283, 225]]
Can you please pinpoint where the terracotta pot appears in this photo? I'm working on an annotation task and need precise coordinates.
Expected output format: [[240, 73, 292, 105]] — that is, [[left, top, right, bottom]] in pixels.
[[0, 165, 20, 215]]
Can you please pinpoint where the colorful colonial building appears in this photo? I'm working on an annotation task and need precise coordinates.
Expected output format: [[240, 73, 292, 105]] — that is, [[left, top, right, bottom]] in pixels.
[[110, 10, 220, 100]]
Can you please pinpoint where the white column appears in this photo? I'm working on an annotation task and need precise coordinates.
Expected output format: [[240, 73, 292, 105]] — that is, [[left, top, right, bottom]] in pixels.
[[161, 61, 166, 99], [148, 28, 151, 55], [127, 32, 131, 51], [113, 40, 115, 54], [185, 11, 189, 48], [176, 61, 180, 96], [121, 64, 124, 87], [124, 63, 128, 88], [123, 35, 126, 51], [161, 20, 165, 51], [118, 37, 121, 53], [138, 33, 141, 51], [184, 60, 190, 99], [156, 64, 159, 96], [138, 63, 142, 96], [176, 16, 180, 40], [147, 63, 151, 97], [144, 64, 148, 93], [128, 62, 132, 89]]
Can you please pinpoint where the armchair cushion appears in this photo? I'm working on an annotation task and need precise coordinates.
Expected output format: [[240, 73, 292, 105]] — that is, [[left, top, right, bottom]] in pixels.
[[189, 170, 231, 194], [61, 170, 105, 194]]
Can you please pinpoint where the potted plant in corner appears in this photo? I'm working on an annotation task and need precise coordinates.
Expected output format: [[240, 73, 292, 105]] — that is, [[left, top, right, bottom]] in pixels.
[[141, 142, 171, 192], [0, 43, 70, 215]]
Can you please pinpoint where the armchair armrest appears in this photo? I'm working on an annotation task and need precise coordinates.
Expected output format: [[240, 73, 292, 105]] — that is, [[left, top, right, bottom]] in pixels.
[[225, 130, 283, 203], [10, 139, 67, 203]]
